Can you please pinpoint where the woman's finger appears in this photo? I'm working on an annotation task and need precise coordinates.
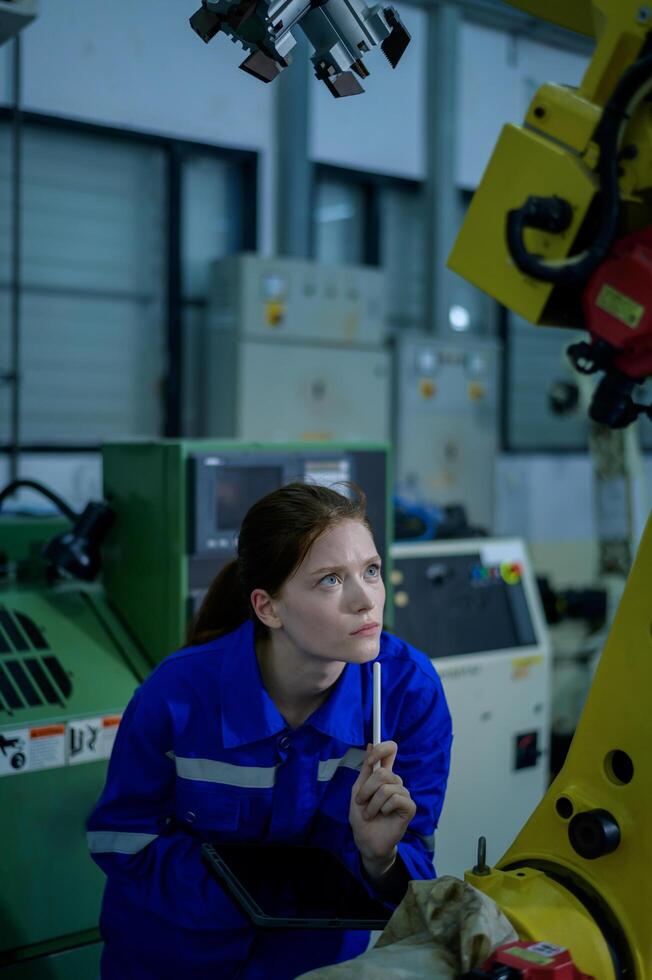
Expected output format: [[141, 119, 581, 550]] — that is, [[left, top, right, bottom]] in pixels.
[[352, 741, 397, 795], [379, 791, 417, 819], [355, 768, 402, 806], [363, 783, 412, 821], [366, 740, 398, 772]]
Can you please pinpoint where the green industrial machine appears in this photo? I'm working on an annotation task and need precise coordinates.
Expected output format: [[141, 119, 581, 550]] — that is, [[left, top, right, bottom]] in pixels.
[[0, 516, 150, 979], [0, 440, 391, 978]]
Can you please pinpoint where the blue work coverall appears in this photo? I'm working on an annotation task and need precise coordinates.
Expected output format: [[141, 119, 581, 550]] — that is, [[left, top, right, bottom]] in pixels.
[[87, 619, 452, 980]]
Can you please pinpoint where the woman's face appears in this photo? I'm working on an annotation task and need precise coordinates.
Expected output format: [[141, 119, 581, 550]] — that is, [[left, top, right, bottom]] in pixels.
[[274, 518, 386, 665]]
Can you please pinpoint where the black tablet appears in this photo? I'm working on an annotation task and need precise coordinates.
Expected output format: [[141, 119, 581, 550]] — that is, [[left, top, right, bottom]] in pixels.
[[202, 841, 391, 930]]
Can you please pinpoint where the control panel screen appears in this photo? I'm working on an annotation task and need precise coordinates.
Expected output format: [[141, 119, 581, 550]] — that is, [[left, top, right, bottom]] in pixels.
[[215, 466, 283, 530]]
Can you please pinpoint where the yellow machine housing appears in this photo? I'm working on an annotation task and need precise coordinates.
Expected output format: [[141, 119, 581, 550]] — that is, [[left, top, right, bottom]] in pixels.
[[450, 2, 652, 975], [448, 1, 652, 326], [465, 509, 652, 977]]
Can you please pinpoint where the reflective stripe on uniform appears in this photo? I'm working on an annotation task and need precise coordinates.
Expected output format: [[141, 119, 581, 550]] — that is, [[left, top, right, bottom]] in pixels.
[[170, 749, 365, 787], [173, 754, 278, 788], [416, 832, 435, 855], [317, 747, 366, 781], [87, 830, 158, 854]]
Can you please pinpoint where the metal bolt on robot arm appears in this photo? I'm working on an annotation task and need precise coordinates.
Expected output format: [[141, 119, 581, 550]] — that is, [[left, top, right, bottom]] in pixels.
[[190, 0, 410, 97]]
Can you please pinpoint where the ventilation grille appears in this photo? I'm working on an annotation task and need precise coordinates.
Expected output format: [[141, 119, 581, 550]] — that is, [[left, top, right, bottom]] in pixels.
[[0, 607, 72, 714]]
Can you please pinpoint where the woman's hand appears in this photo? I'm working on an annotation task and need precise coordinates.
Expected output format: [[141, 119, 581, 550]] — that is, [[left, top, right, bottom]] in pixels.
[[349, 740, 417, 882]]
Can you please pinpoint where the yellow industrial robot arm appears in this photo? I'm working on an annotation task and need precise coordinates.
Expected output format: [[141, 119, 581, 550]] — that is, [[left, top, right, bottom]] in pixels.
[[449, 4, 652, 978], [449, 1, 652, 430]]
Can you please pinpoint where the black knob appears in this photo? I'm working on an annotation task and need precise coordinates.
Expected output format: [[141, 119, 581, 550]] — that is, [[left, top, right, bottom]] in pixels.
[[568, 808, 620, 859]]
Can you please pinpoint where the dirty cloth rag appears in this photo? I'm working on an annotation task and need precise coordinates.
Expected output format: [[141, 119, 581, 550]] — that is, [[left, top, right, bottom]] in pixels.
[[296, 875, 518, 980]]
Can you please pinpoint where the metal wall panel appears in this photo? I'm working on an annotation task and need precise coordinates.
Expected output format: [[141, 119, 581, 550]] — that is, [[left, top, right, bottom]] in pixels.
[[181, 155, 240, 301], [0, 286, 9, 443], [507, 313, 588, 450], [313, 180, 366, 266], [0, 124, 166, 444], [382, 185, 426, 332]]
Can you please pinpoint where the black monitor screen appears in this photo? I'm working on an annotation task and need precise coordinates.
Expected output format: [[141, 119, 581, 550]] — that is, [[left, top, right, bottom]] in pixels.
[[216, 467, 283, 530]]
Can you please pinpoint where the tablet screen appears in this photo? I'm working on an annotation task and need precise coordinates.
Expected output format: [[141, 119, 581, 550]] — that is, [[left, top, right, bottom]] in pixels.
[[203, 842, 391, 929]]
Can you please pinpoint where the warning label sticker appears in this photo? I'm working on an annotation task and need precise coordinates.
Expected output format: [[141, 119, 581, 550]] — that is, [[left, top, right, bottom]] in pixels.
[[0, 724, 66, 775], [30, 724, 66, 771], [0, 715, 121, 776], [68, 716, 121, 766]]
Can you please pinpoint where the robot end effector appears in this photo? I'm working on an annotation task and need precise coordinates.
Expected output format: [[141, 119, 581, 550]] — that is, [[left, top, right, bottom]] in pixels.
[[190, 0, 410, 97]]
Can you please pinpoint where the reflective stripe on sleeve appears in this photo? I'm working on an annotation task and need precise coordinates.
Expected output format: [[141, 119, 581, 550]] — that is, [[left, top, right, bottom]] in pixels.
[[317, 747, 366, 781], [87, 830, 158, 854], [416, 831, 435, 855], [173, 754, 278, 788]]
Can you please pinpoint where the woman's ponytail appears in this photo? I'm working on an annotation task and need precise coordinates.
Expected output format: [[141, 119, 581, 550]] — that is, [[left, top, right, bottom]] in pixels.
[[185, 559, 251, 646]]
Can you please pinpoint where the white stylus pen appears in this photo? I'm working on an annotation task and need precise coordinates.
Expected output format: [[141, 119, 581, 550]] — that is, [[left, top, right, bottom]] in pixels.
[[372, 661, 381, 772]]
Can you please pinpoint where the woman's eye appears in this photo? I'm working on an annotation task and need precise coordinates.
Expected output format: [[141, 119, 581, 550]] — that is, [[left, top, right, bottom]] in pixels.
[[320, 574, 339, 586], [365, 564, 381, 578]]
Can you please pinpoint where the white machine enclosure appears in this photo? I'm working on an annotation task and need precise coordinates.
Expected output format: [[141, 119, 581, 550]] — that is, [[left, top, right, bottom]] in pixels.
[[393, 335, 500, 532], [390, 538, 551, 878], [202, 254, 391, 442]]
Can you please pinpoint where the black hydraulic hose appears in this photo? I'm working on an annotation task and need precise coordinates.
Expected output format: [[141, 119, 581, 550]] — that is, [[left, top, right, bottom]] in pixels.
[[0, 479, 78, 522], [506, 50, 652, 286]]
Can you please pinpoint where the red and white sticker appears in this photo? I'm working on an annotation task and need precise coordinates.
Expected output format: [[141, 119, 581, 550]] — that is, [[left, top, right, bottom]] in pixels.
[[0, 715, 121, 776]]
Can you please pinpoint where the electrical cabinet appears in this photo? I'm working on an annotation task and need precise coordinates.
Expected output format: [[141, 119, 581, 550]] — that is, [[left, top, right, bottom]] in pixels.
[[202, 254, 391, 443], [394, 334, 500, 532], [391, 537, 551, 877]]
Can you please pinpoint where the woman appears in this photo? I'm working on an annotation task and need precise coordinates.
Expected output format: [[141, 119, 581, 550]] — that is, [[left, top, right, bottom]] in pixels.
[[87, 482, 452, 979]]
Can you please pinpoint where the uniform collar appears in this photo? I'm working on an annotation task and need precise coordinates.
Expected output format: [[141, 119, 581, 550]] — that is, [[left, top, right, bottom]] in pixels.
[[305, 660, 364, 745], [220, 619, 287, 748], [219, 619, 364, 748]]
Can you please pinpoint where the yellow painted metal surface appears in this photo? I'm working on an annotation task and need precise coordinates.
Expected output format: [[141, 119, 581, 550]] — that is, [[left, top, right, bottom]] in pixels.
[[578, 2, 647, 107], [451, 8, 652, 968], [447, 123, 597, 324], [524, 84, 601, 154], [469, 512, 652, 976], [465, 866, 614, 978], [450, 1, 652, 331]]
